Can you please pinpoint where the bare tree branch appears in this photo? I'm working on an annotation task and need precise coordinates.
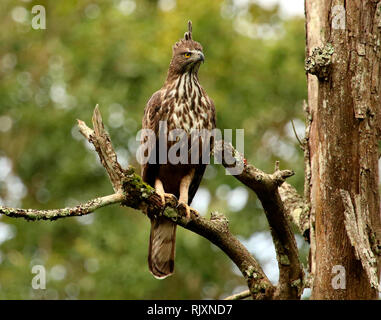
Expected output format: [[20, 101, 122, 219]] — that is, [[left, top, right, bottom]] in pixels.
[[78, 104, 126, 193], [0, 105, 304, 299], [0, 193, 124, 221], [224, 289, 251, 300], [279, 182, 310, 240], [214, 141, 304, 299]]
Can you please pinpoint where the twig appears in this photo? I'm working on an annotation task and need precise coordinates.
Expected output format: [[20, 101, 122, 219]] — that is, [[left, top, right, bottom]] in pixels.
[[224, 290, 251, 300], [291, 119, 304, 149], [0, 193, 124, 221]]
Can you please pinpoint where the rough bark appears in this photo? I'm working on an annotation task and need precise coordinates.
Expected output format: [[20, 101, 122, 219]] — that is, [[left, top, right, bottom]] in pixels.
[[305, 0, 381, 299], [279, 182, 310, 240]]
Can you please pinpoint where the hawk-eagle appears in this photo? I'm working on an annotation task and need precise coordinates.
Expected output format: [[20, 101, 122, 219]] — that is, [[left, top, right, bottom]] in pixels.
[[141, 21, 216, 279]]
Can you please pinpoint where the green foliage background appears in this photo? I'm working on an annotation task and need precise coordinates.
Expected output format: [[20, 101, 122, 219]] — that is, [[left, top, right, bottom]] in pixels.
[[0, 0, 308, 299]]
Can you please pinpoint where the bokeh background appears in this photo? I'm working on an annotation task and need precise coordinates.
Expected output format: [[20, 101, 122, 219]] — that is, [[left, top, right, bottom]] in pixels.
[[0, 0, 309, 299]]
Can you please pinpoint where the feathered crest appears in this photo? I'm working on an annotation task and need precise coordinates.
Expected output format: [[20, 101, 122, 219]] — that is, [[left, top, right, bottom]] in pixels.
[[184, 20, 192, 41], [173, 20, 201, 51]]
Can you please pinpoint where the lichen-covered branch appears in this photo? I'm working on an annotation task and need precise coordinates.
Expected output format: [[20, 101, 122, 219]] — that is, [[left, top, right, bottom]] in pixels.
[[224, 289, 251, 300], [0, 170, 275, 300], [279, 182, 309, 240], [120, 169, 276, 300], [77, 104, 126, 193], [0, 193, 125, 221], [214, 141, 304, 299], [80, 107, 303, 300], [0, 105, 304, 300]]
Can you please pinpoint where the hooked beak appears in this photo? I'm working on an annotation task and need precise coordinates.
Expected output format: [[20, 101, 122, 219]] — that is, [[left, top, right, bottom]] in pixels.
[[198, 52, 205, 63]]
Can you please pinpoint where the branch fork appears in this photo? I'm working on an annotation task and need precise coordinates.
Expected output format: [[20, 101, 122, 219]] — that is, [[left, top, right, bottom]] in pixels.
[[0, 105, 305, 300]]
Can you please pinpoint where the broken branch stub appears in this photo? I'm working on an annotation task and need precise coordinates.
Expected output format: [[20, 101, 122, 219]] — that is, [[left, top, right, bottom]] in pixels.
[[78, 104, 126, 193]]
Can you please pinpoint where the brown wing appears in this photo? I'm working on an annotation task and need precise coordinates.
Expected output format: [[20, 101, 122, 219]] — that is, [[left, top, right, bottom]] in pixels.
[[188, 97, 216, 205], [141, 90, 164, 187], [142, 89, 177, 279]]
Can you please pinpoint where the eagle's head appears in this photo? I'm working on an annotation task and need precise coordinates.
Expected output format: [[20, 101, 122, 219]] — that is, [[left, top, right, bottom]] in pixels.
[[168, 21, 204, 77]]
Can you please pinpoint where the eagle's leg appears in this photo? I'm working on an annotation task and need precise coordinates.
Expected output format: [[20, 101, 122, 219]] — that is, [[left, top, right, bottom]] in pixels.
[[177, 169, 195, 219], [154, 178, 172, 207]]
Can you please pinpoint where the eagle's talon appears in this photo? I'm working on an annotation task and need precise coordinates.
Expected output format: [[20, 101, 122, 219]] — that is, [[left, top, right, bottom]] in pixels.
[[156, 191, 176, 208], [177, 202, 191, 220], [165, 193, 178, 206]]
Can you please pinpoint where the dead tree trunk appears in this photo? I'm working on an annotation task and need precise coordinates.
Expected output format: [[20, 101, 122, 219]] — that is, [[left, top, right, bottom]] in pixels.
[[305, 0, 381, 299]]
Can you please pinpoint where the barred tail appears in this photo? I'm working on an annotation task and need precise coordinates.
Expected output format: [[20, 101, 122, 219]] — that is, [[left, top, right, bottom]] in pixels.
[[148, 217, 176, 279]]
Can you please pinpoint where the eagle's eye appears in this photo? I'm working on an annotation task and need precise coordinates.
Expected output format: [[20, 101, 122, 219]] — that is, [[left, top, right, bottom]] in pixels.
[[184, 52, 191, 58]]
